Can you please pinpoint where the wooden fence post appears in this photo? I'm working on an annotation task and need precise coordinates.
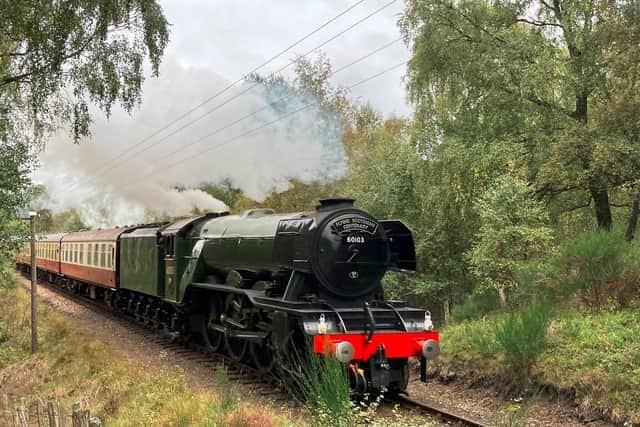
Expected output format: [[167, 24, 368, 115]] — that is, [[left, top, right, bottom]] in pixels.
[[58, 401, 66, 427], [1, 394, 10, 426], [37, 398, 46, 427], [15, 398, 28, 427], [47, 400, 58, 427]]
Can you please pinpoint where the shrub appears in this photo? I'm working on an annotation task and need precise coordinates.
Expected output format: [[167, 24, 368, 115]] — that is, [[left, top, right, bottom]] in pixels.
[[467, 176, 554, 307], [547, 228, 640, 311], [452, 286, 501, 322], [493, 299, 551, 377]]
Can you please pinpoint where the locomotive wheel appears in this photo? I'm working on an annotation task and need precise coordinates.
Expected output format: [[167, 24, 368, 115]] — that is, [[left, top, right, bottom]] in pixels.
[[387, 360, 409, 396], [202, 298, 223, 353], [224, 294, 249, 361], [250, 341, 274, 373]]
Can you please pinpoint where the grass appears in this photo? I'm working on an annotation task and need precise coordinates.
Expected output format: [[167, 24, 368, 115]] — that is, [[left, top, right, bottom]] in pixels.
[[278, 338, 431, 427], [278, 339, 353, 426], [437, 307, 640, 423], [0, 273, 292, 426]]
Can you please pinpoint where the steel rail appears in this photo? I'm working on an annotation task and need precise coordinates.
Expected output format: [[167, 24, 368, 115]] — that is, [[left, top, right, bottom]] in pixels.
[[395, 393, 490, 427]]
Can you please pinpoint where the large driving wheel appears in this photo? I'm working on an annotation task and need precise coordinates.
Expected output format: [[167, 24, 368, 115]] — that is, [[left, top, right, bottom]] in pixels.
[[223, 294, 249, 361], [202, 297, 223, 353]]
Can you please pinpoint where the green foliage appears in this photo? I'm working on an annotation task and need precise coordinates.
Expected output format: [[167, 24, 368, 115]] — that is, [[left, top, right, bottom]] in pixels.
[[200, 178, 244, 211], [0, 141, 30, 275], [543, 228, 640, 310], [467, 176, 554, 304], [0, 0, 169, 143], [493, 299, 551, 377], [214, 363, 238, 412], [401, 0, 640, 230], [451, 287, 501, 322], [440, 306, 640, 422], [0, 0, 169, 276], [281, 344, 352, 425]]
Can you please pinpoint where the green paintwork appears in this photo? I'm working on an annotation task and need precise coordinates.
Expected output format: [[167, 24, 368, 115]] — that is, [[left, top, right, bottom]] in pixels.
[[120, 228, 165, 296], [198, 209, 293, 273], [157, 214, 223, 303]]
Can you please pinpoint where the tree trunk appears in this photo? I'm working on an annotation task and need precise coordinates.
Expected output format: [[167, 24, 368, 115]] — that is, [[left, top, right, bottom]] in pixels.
[[498, 288, 507, 308], [589, 185, 613, 230], [626, 194, 640, 241], [442, 298, 450, 325]]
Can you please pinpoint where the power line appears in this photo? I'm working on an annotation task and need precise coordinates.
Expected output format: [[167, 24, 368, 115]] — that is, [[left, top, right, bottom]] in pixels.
[[151, 37, 402, 165], [90, 0, 398, 182], [83, 0, 367, 181], [131, 60, 408, 184]]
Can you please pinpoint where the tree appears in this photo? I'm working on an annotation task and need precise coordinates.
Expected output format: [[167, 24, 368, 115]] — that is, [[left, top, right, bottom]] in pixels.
[[0, 141, 29, 272], [401, 0, 640, 230], [200, 178, 244, 211], [467, 176, 554, 306], [0, 0, 169, 270], [1, 0, 169, 143]]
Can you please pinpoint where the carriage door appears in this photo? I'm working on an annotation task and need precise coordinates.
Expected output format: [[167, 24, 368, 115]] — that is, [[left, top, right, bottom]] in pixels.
[[163, 235, 178, 302]]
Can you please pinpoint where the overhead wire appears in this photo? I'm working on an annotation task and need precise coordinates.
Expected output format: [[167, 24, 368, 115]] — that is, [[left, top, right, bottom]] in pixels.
[[150, 37, 402, 165], [130, 60, 408, 185], [88, 0, 398, 183], [76, 0, 373, 184]]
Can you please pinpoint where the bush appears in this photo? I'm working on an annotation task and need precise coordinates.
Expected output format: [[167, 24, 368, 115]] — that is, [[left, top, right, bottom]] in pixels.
[[547, 228, 640, 311], [493, 299, 551, 377], [452, 287, 501, 322]]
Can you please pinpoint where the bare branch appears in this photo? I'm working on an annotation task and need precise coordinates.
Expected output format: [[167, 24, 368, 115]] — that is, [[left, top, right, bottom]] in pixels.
[[516, 18, 563, 29]]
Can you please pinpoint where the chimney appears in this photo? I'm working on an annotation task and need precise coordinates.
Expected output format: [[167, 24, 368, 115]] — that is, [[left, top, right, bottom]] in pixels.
[[316, 198, 355, 211]]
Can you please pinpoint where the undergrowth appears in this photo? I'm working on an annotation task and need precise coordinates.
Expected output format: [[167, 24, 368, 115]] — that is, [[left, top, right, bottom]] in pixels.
[[438, 307, 640, 423], [0, 274, 291, 426]]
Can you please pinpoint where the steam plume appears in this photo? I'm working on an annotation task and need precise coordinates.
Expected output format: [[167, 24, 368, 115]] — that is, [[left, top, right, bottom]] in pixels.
[[32, 59, 347, 228]]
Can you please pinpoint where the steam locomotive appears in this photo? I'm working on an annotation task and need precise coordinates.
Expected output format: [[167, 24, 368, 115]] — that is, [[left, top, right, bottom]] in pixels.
[[16, 198, 439, 393]]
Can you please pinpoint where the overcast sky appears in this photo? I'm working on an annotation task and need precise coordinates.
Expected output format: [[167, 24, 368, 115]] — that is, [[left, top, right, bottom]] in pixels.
[[34, 1, 413, 224], [158, 0, 411, 116]]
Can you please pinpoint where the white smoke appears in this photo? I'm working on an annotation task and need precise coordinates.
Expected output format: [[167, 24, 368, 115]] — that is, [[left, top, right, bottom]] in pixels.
[[32, 59, 347, 228]]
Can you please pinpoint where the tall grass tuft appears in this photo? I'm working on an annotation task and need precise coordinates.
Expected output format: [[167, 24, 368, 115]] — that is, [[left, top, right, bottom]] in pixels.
[[214, 363, 237, 412], [493, 298, 550, 377], [278, 340, 353, 426]]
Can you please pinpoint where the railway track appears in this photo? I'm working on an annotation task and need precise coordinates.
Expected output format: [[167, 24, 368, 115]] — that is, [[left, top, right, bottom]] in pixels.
[[394, 393, 490, 427], [21, 274, 488, 426]]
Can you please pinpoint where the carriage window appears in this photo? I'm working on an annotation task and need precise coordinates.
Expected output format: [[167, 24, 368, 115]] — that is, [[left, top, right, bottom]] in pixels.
[[88, 244, 93, 265], [100, 244, 105, 267], [108, 246, 114, 269], [73, 244, 77, 263]]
